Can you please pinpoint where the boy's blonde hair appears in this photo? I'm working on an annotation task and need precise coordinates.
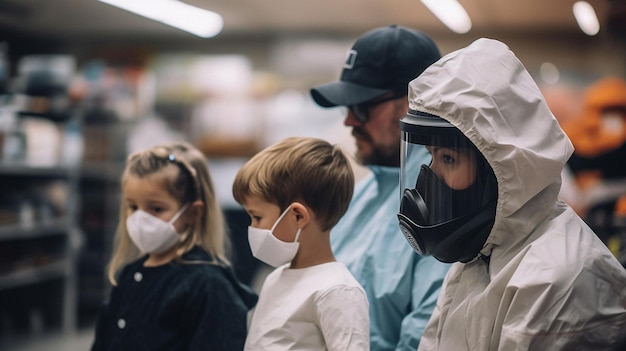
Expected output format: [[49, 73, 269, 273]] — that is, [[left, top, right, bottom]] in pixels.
[[107, 142, 229, 285], [233, 137, 354, 231]]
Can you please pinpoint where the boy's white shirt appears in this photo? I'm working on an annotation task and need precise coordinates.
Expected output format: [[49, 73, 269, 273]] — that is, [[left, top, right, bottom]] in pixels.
[[244, 261, 370, 351]]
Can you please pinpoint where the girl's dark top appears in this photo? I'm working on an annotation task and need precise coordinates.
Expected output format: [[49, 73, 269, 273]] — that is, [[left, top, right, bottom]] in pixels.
[[91, 246, 258, 351]]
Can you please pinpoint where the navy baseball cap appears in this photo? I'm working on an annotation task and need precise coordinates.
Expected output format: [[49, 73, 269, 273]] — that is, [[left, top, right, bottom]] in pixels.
[[310, 24, 441, 107]]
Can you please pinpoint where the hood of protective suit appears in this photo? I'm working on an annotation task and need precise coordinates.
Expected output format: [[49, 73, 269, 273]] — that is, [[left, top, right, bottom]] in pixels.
[[407, 38, 574, 261]]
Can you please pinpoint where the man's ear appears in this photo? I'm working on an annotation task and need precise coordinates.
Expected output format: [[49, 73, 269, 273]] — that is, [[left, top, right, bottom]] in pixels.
[[290, 202, 310, 228]]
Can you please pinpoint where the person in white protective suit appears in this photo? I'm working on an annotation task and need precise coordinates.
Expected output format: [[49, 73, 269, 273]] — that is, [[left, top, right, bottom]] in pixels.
[[397, 37, 626, 350]]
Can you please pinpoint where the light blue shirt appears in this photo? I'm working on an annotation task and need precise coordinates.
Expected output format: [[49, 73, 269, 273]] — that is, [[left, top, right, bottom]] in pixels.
[[331, 162, 450, 351]]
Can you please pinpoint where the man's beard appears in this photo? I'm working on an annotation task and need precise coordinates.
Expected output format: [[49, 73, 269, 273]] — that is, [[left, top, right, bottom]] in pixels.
[[352, 127, 401, 167]]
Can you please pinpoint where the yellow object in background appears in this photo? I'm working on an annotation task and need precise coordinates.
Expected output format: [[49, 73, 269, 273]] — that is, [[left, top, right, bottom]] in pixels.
[[608, 235, 621, 257]]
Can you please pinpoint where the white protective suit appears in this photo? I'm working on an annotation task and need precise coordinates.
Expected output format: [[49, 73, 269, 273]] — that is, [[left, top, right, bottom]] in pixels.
[[408, 38, 626, 350]]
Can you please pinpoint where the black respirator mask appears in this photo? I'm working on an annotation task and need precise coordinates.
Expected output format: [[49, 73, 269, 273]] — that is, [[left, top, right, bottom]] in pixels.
[[397, 110, 498, 263]]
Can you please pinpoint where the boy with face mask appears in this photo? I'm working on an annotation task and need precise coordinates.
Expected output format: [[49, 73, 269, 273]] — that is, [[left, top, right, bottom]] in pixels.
[[232, 137, 370, 351], [398, 38, 626, 350]]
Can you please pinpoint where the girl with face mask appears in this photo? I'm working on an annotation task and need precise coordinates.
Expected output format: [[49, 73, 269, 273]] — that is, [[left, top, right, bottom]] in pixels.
[[232, 137, 370, 351], [91, 142, 257, 351]]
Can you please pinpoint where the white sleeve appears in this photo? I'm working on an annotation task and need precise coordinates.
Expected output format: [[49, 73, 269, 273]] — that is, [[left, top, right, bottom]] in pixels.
[[315, 285, 370, 351]]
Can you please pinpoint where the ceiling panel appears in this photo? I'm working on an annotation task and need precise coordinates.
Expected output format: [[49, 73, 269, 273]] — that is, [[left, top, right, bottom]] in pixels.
[[0, 0, 612, 40]]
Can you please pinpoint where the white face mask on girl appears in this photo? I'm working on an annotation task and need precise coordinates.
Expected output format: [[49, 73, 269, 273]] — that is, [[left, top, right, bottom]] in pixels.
[[248, 206, 302, 268], [127, 204, 189, 254]]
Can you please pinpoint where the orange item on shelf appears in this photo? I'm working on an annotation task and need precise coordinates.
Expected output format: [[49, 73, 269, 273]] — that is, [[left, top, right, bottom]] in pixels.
[[563, 77, 626, 158]]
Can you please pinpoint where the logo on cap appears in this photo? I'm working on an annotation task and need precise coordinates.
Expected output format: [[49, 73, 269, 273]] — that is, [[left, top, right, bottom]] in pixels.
[[344, 50, 357, 69]]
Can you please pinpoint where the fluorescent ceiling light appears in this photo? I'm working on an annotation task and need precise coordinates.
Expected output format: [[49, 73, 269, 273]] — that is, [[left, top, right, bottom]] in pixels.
[[573, 1, 600, 36], [98, 0, 223, 38], [421, 0, 472, 34]]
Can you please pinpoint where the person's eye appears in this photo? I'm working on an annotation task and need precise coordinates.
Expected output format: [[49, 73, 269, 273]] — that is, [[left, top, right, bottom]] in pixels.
[[247, 216, 262, 227], [151, 206, 164, 213], [127, 204, 138, 212], [353, 104, 369, 121], [442, 154, 455, 164]]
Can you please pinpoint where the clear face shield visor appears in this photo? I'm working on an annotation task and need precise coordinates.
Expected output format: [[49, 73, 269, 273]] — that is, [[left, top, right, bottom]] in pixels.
[[398, 111, 498, 263]]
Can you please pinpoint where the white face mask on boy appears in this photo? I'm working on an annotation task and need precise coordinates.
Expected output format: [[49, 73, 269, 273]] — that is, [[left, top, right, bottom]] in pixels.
[[248, 206, 302, 268], [127, 204, 189, 254]]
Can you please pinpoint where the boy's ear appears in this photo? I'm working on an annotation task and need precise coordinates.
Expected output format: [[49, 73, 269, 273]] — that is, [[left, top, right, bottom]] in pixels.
[[290, 202, 310, 228]]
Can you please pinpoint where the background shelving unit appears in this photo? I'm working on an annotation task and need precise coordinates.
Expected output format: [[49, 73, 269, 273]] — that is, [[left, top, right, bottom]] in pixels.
[[73, 95, 132, 327], [0, 55, 84, 342], [0, 163, 80, 337], [76, 160, 124, 328]]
